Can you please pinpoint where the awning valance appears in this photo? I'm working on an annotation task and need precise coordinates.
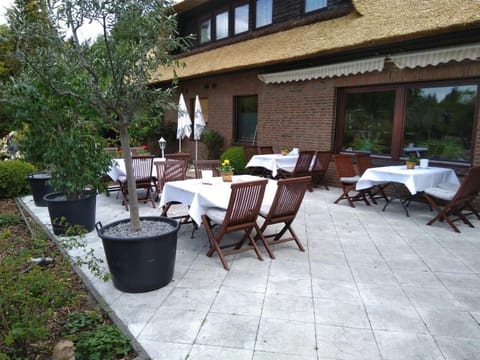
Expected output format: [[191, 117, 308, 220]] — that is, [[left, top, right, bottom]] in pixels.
[[389, 43, 480, 69], [257, 57, 385, 84]]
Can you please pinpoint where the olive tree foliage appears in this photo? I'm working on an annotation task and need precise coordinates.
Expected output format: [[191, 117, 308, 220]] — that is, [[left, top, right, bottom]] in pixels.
[[10, 0, 191, 231]]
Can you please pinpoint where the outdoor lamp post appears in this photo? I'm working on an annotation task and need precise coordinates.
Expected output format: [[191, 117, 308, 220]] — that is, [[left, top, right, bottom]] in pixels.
[[158, 137, 166, 158]]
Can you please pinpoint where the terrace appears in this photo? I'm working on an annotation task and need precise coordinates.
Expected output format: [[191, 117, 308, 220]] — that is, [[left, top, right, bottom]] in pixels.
[[20, 187, 480, 360]]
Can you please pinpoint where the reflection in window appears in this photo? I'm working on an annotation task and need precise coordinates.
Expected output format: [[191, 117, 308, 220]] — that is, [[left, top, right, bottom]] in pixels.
[[235, 4, 249, 34], [200, 19, 211, 43], [256, 0, 272, 28], [235, 95, 258, 143], [216, 11, 229, 40], [305, 0, 327, 12], [343, 91, 395, 155], [405, 86, 476, 162]]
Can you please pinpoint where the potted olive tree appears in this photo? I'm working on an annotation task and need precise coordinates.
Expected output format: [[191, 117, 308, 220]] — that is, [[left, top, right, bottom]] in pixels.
[[8, 0, 191, 292]]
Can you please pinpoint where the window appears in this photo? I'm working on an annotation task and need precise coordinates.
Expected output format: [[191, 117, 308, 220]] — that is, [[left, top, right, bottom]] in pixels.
[[256, 0, 272, 28], [305, 0, 327, 13], [200, 18, 211, 43], [405, 85, 476, 162], [343, 90, 395, 155], [337, 82, 478, 164], [235, 95, 258, 143], [216, 11, 229, 40], [234, 4, 249, 35]]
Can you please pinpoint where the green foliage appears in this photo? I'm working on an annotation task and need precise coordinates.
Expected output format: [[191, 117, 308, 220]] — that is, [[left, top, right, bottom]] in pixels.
[[220, 146, 247, 174], [421, 139, 464, 161], [0, 160, 36, 198], [0, 232, 78, 357], [201, 129, 224, 159], [75, 324, 132, 360], [65, 311, 101, 334], [0, 213, 22, 226]]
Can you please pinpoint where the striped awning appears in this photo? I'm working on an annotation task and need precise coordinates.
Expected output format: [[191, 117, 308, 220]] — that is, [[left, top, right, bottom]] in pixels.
[[389, 43, 480, 69], [257, 57, 385, 84]]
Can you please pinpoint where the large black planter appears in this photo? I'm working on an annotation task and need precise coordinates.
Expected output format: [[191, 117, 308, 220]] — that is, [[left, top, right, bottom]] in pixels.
[[44, 191, 97, 235], [27, 172, 54, 207], [96, 217, 180, 293]]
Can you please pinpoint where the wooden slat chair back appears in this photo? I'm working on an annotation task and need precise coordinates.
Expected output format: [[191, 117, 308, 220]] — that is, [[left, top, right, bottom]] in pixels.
[[165, 153, 191, 177], [311, 150, 332, 189], [277, 150, 315, 192], [155, 159, 185, 195], [333, 154, 370, 207], [258, 145, 274, 154], [193, 160, 220, 179], [243, 145, 259, 162], [354, 153, 389, 204], [118, 155, 156, 210], [423, 166, 480, 232], [258, 176, 311, 253], [201, 179, 272, 270]]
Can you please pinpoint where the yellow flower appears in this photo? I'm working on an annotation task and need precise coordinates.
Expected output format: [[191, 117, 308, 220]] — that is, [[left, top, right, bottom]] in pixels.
[[220, 159, 234, 172]]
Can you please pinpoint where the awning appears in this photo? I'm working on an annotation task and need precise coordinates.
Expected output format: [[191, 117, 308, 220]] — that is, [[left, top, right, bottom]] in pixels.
[[257, 57, 385, 84], [389, 43, 480, 69]]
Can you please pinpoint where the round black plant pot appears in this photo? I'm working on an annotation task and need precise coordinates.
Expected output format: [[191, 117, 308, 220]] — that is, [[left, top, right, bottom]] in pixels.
[[44, 191, 97, 235], [27, 172, 54, 207], [96, 216, 180, 293]]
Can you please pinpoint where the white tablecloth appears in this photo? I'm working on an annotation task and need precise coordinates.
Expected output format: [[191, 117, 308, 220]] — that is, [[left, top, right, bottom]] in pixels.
[[159, 175, 277, 224], [246, 154, 299, 177], [356, 165, 459, 195], [107, 157, 164, 181]]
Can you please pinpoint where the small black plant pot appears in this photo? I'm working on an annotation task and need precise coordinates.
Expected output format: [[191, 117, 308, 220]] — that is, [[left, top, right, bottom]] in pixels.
[[96, 216, 180, 293], [27, 172, 54, 207], [44, 191, 97, 235]]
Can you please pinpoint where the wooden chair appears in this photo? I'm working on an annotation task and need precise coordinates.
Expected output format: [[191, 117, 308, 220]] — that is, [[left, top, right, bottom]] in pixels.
[[277, 150, 315, 192], [333, 154, 370, 207], [258, 145, 274, 154], [201, 179, 272, 270], [243, 145, 259, 162], [355, 153, 389, 204], [193, 159, 220, 179], [166, 153, 191, 178], [257, 176, 311, 253], [311, 150, 332, 190], [423, 166, 480, 233], [118, 156, 156, 210]]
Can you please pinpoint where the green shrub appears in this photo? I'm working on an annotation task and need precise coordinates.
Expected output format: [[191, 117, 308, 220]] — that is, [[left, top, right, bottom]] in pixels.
[[220, 146, 247, 174], [0, 160, 36, 198], [201, 129, 224, 159], [75, 324, 132, 359]]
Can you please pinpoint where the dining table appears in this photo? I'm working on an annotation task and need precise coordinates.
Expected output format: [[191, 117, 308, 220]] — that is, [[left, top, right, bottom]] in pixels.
[[246, 154, 300, 177], [158, 175, 278, 225], [107, 157, 164, 181], [356, 164, 460, 216]]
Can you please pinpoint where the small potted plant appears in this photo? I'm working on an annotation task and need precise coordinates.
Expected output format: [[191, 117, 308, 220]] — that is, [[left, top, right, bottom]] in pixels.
[[219, 159, 234, 182], [406, 153, 418, 169], [281, 146, 289, 156]]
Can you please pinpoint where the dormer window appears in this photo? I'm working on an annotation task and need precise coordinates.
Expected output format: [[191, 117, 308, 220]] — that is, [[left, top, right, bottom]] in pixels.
[[234, 3, 249, 35], [216, 10, 229, 40], [200, 18, 211, 43], [305, 0, 327, 13], [256, 0, 272, 28]]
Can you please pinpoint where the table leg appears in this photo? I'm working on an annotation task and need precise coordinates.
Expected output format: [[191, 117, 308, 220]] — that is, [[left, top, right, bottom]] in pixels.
[[382, 183, 411, 217]]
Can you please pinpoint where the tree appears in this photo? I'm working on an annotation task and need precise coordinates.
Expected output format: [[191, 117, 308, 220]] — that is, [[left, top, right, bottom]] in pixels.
[[8, 0, 191, 231]]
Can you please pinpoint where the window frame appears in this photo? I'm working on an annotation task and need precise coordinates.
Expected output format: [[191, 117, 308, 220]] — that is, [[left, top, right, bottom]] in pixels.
[[198, 16, 212, 44], [255, 0, 273, 29], [234, 2, 250, 35], [215, 8, 230, 40], [335, 79, 480, 165]]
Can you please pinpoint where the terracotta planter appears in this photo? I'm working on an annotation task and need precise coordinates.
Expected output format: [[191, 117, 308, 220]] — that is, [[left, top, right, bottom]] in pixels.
[[281, 150, 288, 156], [221, 172, 233, 182], [406, 161, 416, 169]]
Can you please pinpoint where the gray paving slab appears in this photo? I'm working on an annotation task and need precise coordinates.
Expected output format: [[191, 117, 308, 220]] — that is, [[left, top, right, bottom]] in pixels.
[[19, 184, 480, 360]]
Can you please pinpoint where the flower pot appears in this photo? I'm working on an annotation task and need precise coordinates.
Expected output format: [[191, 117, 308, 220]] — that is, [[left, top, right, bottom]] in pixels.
[[281, 150, 288, 156], [27, 172, 54, 207], [96, 217, 180, 293], [44, 191, 97, 235], [221, 172, 233, 182], [406, 161, 416, 169]]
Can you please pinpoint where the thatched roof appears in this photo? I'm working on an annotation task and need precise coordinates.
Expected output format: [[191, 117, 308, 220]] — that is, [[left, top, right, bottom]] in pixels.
[[153, 0, 480, 83]]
